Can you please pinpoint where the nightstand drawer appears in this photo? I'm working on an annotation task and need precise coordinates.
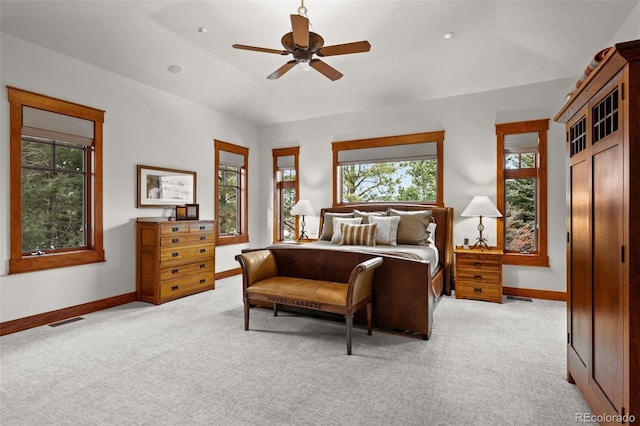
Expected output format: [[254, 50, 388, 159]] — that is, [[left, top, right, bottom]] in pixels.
[[456, 282, 502, 302], [456, 269, 500, 285]]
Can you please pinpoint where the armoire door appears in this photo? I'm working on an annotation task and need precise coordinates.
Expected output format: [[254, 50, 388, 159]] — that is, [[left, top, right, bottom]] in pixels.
[[589, 81, 624, 416]]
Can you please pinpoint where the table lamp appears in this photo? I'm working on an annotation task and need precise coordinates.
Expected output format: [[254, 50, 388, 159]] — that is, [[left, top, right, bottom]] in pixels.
[[290, 199, 315, 242], [461, 196, 502, 250]]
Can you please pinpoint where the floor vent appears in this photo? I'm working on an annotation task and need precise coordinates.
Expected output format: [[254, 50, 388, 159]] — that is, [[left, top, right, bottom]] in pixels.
[[49, 317, 84, 327], [506, 296, 533, 303]]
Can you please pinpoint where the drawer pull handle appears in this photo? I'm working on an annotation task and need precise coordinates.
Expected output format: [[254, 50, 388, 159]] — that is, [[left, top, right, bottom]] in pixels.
[[199, 279, 206, 284], [474, 262, 482, 267], [199, 226, 206, 230], [200, 249, 206, 253], [171, 285, 179, 291], [473, 287, 482, 293], [200, 236, 206, 241], [199, 264, 205, 269], [172, 238, 179, 243], [171, 269, 179, 274], [172, 252, 179, 257], [172, 227, 179, 232], [474, 274, 482, 280]]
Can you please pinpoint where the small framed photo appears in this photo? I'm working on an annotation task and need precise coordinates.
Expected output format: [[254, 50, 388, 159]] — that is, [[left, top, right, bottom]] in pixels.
[[176, 204, 199, 220]]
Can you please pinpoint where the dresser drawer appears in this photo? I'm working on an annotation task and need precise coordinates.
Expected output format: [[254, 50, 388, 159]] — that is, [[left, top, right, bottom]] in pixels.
[[456, 281, 502, 302], [160, 259, 214, 281], [160, 244, 214, 264], [160, 273, 214, 299], [159, 223, 190, 235], [161, 233, 214, 248], [189, 222, 214, 233]]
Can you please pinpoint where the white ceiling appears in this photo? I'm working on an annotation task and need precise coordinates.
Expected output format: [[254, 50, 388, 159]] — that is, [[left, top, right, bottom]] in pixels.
[[1, 0, 638, 126]]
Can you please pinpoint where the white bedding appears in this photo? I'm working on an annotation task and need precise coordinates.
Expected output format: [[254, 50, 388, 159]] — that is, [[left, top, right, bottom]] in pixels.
[[278, 240, 440, 276]]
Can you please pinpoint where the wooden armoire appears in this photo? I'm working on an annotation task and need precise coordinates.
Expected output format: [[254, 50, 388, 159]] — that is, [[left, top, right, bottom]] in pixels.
[[555, 40, 639, 423]]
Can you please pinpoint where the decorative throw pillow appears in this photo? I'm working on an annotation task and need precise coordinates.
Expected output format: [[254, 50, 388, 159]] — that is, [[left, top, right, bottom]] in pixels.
[[387, 208, 432, 245], [369, 215, 400, 246], [352, 209, 386, 224], [340, 223, 377, 246], [330, 217, 363, 244], [427, 222, 437, 246], [319, 212, 354, 240]]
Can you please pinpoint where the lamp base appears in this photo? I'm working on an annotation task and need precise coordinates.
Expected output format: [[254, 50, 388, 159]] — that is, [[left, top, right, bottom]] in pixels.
[[297, 215, 309, 242], [471, 237, 491, 251]]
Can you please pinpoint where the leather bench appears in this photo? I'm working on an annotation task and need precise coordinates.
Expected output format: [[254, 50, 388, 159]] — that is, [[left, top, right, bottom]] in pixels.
[[235, 249, 383, 355]]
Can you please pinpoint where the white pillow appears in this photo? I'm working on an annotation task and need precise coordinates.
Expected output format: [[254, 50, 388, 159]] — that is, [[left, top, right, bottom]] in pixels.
[[370, 215, 401, 246], [331, 217, 363, 244], [427, 222, 437, 245]]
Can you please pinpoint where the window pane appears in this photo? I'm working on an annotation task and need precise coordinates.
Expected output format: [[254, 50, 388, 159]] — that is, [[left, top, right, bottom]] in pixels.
[[505, 178, 537, 252], [340, 159, 436, 202], [55, 144, 85, 172], [218, 165, 240, 235], [22, 139, 52, 168], [505, 154, 520, 169], [282, 187, 296, 241], [21, 169, 85, 252]]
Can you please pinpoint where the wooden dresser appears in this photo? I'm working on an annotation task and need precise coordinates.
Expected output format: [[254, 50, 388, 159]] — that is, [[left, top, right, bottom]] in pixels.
[[455, 248, 503, 303], [554, 40, 639, 422], [136, 218, 215, 305]]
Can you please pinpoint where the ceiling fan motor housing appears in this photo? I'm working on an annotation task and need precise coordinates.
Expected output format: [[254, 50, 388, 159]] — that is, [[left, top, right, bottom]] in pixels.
[[281, 32, 324, 53]]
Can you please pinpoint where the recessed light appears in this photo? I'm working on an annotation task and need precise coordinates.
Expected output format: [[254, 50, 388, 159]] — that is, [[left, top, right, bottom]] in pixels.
[[442, 31, 455, 40], [167, 64, 184, 74], [198, 27, 207, 33]]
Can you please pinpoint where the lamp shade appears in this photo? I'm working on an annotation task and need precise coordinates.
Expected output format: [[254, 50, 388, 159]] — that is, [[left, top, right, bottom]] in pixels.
[[290, 199, 315, 216], [461, 196, 502, 217]]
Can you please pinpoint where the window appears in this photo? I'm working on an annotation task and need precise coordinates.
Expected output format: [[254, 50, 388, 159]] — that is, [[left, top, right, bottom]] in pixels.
[[332, 131, 444, 206], [273, 147, 299, 242], [8, 86, 105, 274], [496, 119, 549, 266], [215, 140, 249, 245]]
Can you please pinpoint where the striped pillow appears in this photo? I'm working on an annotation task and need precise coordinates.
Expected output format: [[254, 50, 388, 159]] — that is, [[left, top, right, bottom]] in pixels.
[[339, 223, 377, 246]]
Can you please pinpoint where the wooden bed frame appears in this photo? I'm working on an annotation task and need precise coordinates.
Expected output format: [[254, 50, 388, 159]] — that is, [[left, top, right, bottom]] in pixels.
[[271, 204, 454, 339]]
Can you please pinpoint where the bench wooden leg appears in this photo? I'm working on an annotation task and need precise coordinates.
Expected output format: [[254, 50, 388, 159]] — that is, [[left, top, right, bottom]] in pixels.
[[244, 299, 249, 331], [366, 302, 372, 335], [346, 316, 353, 355], [274, 303, 279, 317]]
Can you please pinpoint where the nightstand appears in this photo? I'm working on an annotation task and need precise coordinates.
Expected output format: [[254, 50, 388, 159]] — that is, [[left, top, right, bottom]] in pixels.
[[455, 248, 503, 303]]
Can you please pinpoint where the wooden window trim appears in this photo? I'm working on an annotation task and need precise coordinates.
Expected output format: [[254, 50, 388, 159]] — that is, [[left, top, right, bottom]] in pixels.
[[215, 139, 249, 246], [496, 119, 549, 267], [331, 131, 444, 207], [272, 147, 299, 243], [7, 86, 105, 274]]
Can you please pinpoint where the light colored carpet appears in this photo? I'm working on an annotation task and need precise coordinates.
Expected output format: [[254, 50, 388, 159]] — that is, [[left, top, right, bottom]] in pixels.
[[0, 276, 591, 425]]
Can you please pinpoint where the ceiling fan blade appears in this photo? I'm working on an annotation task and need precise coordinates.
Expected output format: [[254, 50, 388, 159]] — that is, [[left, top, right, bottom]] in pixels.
[[290, 14, 309, 48], [232, 44, 289, 55], [316, 41, 371, 57], [267, 60, 297, 80], [309, 59, 343, 81]]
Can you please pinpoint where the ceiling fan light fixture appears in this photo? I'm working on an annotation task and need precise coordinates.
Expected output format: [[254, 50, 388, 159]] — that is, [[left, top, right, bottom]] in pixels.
[[297, 58, 311, 71]]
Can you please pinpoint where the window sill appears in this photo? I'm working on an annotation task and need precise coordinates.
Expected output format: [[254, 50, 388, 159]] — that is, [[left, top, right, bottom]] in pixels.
[[501, 253, 549, 267], [216, 234, 249, 246], [9, 250, 106, 274]]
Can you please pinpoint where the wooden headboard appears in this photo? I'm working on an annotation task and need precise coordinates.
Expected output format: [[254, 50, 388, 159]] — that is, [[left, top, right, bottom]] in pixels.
[[318, 204, 454, 295]]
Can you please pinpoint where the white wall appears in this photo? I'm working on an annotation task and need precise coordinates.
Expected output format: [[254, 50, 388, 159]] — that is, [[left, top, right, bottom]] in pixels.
[[257, 78, 574, 293], [0, 34, 259, 322]]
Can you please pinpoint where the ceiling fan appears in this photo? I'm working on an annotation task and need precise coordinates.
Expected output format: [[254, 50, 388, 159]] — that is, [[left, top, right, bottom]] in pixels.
[[232, 1, 371, 81]]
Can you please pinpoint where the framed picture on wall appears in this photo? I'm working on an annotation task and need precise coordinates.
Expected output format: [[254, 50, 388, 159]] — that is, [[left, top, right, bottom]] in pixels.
[[137, 165, 196, 208]]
